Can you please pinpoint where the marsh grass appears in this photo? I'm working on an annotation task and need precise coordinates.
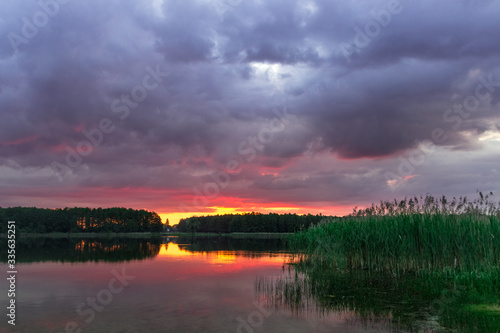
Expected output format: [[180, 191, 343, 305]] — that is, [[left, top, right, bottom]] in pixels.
[[275, 193, 500, 331], [289, 193, 500, 284]]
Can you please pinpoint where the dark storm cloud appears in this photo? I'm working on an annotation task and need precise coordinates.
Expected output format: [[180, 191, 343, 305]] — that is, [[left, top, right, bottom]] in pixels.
[[1, 0, 500, 211]]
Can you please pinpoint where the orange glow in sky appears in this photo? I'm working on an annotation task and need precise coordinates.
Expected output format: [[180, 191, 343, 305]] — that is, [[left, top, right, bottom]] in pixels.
[[160, 204, 352, 225]]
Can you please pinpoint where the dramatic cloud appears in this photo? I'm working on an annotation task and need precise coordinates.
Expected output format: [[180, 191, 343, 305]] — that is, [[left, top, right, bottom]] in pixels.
[[1, 0, 499, 222]]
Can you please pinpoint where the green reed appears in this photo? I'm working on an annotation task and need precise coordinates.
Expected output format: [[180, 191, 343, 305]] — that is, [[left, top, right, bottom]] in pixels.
[[288, 193, 500, 292], [272, 194, 500, 331]]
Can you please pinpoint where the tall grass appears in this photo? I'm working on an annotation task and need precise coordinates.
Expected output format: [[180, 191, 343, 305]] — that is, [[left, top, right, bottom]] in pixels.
[[288, 193, 500, 291], [254, 193, 500, 331], [350, 191, 499, 217]]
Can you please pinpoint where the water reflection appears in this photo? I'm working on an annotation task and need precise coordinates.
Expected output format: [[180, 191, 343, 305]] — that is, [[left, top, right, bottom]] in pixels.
[[4, 236, 494, 332], [8, 236, 334, 333], [175, 236, 285, 254], [0, 235, 287, 263], [0, 236, 162, 263], [255, 264, 498, 332]]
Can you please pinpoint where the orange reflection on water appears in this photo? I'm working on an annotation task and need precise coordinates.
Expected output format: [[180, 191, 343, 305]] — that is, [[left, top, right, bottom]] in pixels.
[[211, 251, 237, 264], [158, 243, 193, 257], [157, 243, 289, 267]]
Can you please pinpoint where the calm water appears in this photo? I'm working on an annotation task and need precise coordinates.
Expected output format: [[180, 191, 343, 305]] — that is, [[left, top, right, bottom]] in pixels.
[[1, 236, 390, 333]]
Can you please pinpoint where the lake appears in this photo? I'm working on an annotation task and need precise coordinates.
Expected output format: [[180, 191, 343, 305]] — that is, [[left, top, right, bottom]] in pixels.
[[1, 236, 491, 332], [1, 236, 396, 333]]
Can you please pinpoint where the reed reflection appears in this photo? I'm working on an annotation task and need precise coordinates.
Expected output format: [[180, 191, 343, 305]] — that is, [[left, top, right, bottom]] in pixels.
[[255, 264, 498, 332]]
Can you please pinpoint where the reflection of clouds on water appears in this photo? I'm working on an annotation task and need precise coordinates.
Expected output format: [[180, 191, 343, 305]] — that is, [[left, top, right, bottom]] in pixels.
[[10, 237, 398, 333], [156, 241, 289, 274]]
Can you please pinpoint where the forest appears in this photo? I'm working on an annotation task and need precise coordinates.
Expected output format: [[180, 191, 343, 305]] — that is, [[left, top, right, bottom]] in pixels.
[[175, 212, 326, 233], [0, 207, 327, 234], [0, 207, 163, 233]]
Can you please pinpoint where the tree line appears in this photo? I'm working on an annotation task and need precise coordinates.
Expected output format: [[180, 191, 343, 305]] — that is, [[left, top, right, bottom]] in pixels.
[[175, 212, 326, 233], [0, 207, 163, 233]]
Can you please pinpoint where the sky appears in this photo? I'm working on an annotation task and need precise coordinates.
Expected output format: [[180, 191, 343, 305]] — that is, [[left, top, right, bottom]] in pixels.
[[1, 0, 500, 224]]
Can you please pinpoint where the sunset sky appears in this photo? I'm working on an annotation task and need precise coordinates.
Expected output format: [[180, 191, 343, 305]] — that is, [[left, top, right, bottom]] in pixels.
[[1, 0, 500, 224]]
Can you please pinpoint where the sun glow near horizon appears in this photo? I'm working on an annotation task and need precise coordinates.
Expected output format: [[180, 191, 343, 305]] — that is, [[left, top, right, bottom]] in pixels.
[[159, 204, 351, 225]]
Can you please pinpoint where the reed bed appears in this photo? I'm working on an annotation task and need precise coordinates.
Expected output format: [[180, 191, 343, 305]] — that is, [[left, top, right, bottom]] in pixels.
[[270, 193, 500, 331], [288, 193, 500, 291]]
